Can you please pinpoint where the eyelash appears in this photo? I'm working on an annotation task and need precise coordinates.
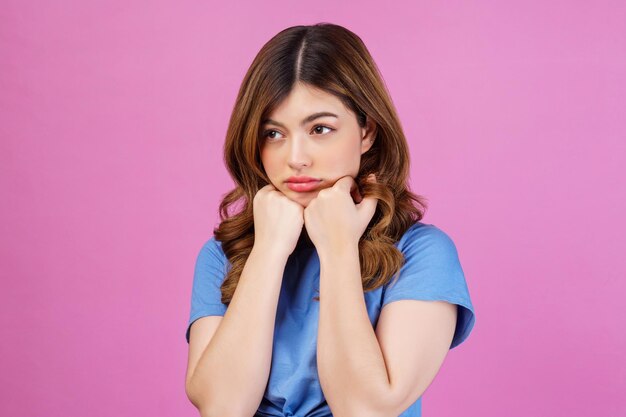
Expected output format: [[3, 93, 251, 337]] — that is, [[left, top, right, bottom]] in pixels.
[[262, 125, 334, 141]]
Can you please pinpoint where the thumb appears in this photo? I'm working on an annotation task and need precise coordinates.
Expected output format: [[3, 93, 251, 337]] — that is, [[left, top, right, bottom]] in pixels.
[[356, 195, 377, 224]]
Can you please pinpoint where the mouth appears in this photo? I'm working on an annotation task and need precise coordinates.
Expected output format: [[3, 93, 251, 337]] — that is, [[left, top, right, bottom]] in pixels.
[[285, 180, 322, 193]]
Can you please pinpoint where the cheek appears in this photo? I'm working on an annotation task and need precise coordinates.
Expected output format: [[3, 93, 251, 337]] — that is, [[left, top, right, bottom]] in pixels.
[[322, 139, 361, 173], [260, 150, 279, 175]]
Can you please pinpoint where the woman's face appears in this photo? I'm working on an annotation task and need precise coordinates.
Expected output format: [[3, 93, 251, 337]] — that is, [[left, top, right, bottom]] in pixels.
[[259, 82, 375, 208]]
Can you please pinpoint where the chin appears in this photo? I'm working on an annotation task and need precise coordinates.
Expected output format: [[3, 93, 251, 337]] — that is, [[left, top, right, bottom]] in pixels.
[[285, 190, 318, 208]]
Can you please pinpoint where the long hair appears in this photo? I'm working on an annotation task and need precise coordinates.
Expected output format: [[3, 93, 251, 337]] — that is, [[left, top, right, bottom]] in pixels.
[[214, 22, 428, 304]]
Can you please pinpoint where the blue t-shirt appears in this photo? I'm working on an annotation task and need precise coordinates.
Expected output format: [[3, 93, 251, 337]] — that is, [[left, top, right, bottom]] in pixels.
[[186, 221, 476, 417]]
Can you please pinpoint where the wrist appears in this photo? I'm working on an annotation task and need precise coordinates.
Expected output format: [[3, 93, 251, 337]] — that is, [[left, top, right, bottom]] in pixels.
[[251, 241, 292, 262], [317, 241, 359, 264]]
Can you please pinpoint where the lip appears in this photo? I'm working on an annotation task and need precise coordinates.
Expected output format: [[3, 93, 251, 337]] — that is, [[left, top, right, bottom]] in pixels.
[[286, 176, 320, 183], [285, 179, 322, 192]]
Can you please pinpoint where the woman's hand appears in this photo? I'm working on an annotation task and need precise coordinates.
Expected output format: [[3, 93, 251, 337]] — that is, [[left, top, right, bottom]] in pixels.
[[304, 174, 378, 256], [253, 184, 304, 257]]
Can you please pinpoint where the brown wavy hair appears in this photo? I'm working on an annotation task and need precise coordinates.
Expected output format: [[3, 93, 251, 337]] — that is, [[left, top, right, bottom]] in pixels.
[[213, 22, 428, 304]]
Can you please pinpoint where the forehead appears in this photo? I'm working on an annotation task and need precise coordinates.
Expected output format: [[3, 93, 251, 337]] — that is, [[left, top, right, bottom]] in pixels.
[[267, 83, 348, 118]]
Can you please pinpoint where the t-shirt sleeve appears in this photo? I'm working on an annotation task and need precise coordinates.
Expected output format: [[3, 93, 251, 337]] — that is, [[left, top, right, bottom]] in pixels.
[[185, 236, 229, 344], [381, 224, 476, 349]]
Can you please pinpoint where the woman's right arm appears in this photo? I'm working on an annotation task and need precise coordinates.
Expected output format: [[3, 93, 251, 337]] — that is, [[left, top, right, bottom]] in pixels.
[[185, 184, 305, 417], [185, 242, 289, 417]]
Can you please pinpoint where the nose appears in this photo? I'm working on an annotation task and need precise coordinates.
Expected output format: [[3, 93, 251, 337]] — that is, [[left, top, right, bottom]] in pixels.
[[287, 135, 312, 170]]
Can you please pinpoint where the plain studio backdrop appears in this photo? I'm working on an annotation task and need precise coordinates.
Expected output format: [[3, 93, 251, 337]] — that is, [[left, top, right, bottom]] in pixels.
[[1, 1, 624, 416]]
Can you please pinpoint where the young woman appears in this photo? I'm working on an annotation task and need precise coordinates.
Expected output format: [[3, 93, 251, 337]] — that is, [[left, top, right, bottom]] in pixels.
[[185, 23, 476, 417]]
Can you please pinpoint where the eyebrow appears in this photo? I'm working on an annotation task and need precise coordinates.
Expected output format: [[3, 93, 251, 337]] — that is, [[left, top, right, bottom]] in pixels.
[[261, 112, 339, 128]]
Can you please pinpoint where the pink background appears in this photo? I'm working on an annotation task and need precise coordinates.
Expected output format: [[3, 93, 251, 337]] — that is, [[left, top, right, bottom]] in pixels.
[[1, 1, 624, 416]]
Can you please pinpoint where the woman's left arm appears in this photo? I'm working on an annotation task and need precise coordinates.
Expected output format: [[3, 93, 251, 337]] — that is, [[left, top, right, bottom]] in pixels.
[[306, 176, 458, 416], [316, 244, 457, 417]]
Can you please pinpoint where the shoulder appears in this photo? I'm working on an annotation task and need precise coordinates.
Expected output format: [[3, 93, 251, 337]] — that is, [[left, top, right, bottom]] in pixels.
[[396, 221, 459, 258], [196, 236, 228, 268], [201, 235, 223, 252], [383, 221, 467, 295]]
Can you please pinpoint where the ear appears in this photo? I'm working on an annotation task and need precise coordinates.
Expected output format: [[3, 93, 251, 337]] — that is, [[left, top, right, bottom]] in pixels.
[[360, 116, 377, 155]]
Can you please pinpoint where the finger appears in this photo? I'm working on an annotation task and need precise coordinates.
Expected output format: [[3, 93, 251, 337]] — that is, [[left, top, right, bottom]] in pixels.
[[260, 183, 276, 191], [356, 196, 377, 221], [333, 175, 356, 193], [350, 183, 363, 203]]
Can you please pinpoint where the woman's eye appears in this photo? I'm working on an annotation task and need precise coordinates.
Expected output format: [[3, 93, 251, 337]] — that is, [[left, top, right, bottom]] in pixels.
[[312, 125, 333, 135], [264, 130, 283, 140]]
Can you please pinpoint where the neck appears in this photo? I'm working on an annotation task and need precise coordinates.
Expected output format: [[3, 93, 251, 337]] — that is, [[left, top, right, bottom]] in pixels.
[[297, 227, 313, 248]]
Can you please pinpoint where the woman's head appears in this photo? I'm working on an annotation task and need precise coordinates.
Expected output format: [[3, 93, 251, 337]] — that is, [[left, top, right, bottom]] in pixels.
[[224, 22, 412, 207], [259, 81, 376, 207]]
